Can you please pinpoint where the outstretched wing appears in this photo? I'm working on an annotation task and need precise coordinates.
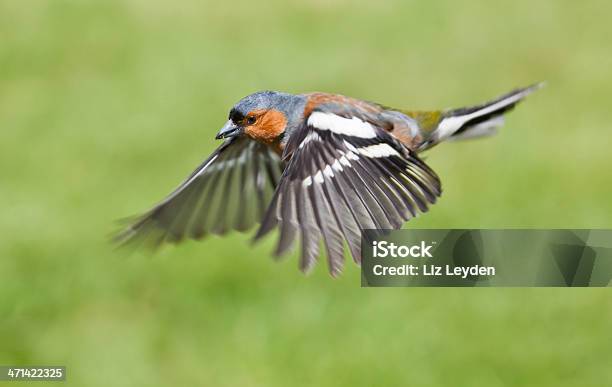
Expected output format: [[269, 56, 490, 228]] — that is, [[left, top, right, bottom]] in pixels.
[[254, 110, 441, 276], [116, 136, 283, 248]]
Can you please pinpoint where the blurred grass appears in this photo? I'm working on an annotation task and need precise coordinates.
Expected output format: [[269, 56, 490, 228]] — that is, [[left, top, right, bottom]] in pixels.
[[1, 0, 612, 386]]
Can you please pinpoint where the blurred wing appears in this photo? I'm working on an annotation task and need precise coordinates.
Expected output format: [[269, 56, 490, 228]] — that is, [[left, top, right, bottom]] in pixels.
[[116, 136, 283, 247], [255, 111, 441, 276]]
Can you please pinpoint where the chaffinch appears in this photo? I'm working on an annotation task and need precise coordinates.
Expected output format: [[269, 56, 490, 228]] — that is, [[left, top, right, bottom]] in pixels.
[[117, 83, 542, 276]]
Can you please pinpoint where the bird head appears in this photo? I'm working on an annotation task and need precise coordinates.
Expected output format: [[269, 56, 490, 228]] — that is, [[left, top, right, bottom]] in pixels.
[[216, 91, 305, 144]]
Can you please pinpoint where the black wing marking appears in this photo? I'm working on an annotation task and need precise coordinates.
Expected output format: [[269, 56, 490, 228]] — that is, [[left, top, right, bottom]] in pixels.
[[255, 118, 441, 276], [116, 136, 283, 248]]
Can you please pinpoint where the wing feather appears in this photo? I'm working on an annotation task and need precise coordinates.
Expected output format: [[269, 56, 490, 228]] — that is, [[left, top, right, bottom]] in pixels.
[[313, 145, 362, 264], [255, 113, 442, 273], [115, 137, 283, 247]]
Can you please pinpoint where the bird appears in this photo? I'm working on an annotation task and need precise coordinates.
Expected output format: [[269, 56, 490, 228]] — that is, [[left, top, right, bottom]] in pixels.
[[116, 83, 542, 276]]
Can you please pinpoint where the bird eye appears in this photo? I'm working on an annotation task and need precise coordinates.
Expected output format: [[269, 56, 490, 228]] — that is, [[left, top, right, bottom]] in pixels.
[[246, 116, 256, 125]]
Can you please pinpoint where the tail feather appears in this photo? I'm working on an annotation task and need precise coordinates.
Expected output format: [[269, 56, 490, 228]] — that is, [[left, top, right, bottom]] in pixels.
[[447, 115, 503, 141], [425, 82, 543, 147]]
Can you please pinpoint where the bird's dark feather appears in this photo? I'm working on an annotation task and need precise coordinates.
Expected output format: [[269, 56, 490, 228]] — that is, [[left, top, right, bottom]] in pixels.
[[254, 113, 441, 273], [115, 137, 283, 248]]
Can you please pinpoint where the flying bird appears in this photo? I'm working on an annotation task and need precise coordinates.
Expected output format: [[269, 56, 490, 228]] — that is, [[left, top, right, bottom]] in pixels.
[[117, 84, 542, 275]]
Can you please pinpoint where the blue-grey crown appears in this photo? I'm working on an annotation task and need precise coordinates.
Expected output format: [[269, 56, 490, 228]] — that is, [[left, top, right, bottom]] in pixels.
[[231, 91, 283, 115]]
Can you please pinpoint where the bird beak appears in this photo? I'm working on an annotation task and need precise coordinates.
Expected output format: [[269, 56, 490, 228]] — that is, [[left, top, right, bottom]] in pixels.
[[215, 120, 242, 140]]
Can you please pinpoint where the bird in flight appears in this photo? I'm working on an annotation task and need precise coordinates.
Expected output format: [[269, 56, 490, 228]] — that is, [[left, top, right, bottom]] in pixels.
[[116, 84, 542, 276]]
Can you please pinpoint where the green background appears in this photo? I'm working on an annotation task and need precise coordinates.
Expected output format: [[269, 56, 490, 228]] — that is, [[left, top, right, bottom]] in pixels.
[[1, 1, 611, 386]]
